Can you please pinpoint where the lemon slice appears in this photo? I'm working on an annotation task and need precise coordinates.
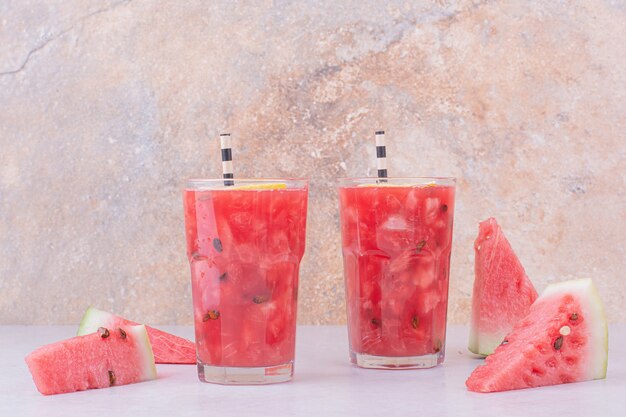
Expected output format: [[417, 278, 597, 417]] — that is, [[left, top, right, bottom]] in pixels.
[[357, 182, 413, 188], [230, 183, 287, 190], [356, 181, 438, 188]]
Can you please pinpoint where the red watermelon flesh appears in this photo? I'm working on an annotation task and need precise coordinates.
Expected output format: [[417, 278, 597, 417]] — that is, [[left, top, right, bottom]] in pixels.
[[469, 218, 538, 355], [77, 307, 195, 364], [466, 278, 608, 393], [26, 325, 157, 395]]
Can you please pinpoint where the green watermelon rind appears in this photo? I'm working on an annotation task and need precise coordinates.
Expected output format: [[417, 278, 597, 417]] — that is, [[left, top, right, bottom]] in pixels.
[[541, 278, 608, 379], [468, 332, 507, 357], [77, 306, 114, 336], [126, 325, 158, 381]]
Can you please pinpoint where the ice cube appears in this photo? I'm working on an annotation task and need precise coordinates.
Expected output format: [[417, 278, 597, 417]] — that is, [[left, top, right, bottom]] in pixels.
[[269, 231, 290, 255], [405, 189, 419, 212], [377, 216, 409, 252], [230, 211, 252, 229], [201, 281, 221, 311], [434, 219, 447, 230], [236, 243, 260, 264], [414, 258, 437, 290], [381, 297, 403, 317], [342, 206, 358, 224], [190, 256, 213, 285], [361, 328, 383, 353], [424, 198, 440, 224], [388, 250, 416, 275], [260, 299, 278, 316], [381, 215, 407, 230], [385, 194, 403, 211], [419, 289, 442, 313]]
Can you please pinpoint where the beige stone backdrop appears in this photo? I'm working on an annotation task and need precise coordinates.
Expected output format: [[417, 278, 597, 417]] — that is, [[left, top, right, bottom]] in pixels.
[[1, 0, 625, 325]]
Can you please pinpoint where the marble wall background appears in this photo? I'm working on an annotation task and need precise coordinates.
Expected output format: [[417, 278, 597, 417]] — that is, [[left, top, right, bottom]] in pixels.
[[1, 0, 625, 325]]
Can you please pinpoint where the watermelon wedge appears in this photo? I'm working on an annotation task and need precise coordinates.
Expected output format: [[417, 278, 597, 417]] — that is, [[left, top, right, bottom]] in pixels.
[[468, 218, 538, 355], [77, 307, 196, 364], [26, 325, 157, 395], [466, 278, 608, 393]]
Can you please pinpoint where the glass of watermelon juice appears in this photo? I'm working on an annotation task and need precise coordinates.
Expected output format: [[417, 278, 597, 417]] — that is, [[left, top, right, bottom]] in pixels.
[[338, 177, 455, 369], [183, 179, 308, 384]]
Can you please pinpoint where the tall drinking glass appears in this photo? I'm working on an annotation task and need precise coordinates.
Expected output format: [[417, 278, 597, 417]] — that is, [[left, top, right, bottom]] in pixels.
[[183, 179, 309, 384], [338, 177, 455, 369]]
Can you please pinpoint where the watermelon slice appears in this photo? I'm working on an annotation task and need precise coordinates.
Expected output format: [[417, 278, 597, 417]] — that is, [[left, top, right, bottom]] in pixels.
[[468, 218, 538, 355], [77, 307, 196, 364], [26, 325, 157, 395], [466, 278, 608, 393]]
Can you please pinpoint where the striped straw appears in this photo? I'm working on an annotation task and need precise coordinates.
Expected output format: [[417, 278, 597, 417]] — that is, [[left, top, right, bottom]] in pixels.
[[219, 133, 234, 186], [375, 130, 387, 181]]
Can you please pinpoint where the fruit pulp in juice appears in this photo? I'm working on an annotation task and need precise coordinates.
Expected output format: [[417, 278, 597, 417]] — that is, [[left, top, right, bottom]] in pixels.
[[184, 186, 308, 367], [339, 184, 454, 358]]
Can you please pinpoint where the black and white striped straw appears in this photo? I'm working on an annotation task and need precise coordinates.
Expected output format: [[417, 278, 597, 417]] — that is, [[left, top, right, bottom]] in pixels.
[[375, 130, 387, 181], [219, 133, 234, 186]]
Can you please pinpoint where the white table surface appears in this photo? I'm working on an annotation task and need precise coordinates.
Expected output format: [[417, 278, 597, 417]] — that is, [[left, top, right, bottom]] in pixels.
[[2, 325, 624, 416]]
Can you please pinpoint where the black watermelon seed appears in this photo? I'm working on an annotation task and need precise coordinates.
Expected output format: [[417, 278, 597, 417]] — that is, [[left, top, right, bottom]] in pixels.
[[252, 295, 268, 304], [212, 238, 223, 252], [554, 336, 564, 350], [203, 310, 220, 321]]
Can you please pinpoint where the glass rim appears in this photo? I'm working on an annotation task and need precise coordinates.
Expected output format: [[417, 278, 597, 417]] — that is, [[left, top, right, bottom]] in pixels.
[[337, 176, 456, 186], [185, 178, 309, 190]]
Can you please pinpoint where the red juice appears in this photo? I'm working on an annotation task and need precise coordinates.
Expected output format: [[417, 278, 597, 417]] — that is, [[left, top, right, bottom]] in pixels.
[[338, 178, 455, 368], [183, 180, 308, 384]]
